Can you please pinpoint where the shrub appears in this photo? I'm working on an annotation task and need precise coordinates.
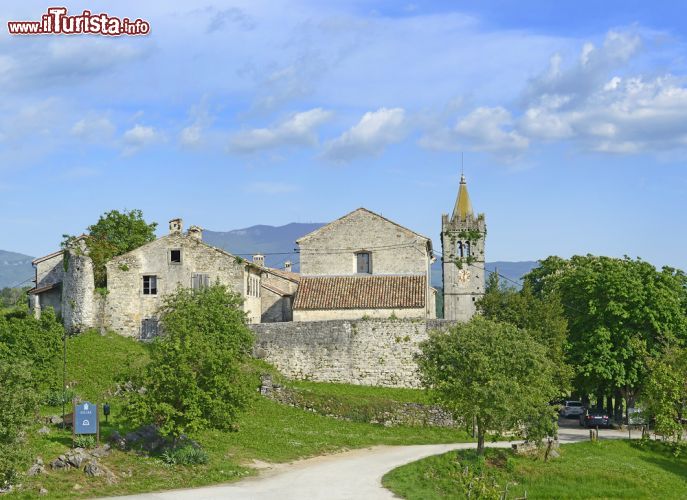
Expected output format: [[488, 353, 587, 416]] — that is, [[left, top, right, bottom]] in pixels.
[[74, 435, 96, 449], [161, 446, 208, 465], [43, 388, 77, 407]]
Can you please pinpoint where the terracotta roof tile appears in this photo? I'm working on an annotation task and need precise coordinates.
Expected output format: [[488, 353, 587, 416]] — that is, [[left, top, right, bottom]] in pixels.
[[293, 275, 426, 310]]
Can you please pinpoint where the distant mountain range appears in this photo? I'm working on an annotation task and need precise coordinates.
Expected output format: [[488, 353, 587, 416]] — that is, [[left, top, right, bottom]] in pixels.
[[0, 250, 34, 289], [0, 223, 538, 290]]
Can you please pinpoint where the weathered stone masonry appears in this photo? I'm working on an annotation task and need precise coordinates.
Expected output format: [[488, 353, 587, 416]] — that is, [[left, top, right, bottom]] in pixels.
[[251, 319, 455, 388]]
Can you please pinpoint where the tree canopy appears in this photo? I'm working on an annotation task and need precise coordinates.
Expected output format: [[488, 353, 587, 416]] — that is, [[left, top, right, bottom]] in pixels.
[[524, 255, 687, 411], [478, 273, 571, 394], [63, 209, 157, 288], [643, 345, 687, 441], [125, 284, 255, 439], [418, 316, 559, 454]]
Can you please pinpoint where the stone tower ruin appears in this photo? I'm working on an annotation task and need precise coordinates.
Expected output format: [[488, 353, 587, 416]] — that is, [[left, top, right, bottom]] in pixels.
[[441, 174, 486, 321]]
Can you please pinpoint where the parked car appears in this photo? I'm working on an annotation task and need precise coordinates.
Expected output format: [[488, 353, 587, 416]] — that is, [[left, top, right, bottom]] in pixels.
[[580, 409, 611, 428], [559, 400, 585, 418]]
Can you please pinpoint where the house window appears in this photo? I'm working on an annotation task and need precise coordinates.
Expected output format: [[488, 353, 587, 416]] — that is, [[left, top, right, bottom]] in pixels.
[[192, 273, 210, 290], [143, 275, 157, 295], [246, 275, 259, 297], [140, 318, 159, 340], [170, 249, 182, 264], [356, 252, 371, 274]]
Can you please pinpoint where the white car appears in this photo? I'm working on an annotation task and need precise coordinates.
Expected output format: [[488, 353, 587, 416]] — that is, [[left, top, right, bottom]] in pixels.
[[560, 400, 585, 418]]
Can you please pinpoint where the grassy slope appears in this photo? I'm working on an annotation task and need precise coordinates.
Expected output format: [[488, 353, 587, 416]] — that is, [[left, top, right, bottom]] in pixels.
[[16, 331, 470, 498], [383, 440, 687, 499]]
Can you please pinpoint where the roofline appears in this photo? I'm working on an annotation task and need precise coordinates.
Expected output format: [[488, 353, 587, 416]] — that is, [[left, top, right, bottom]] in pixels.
[[107, 233, 263, 271], [32, 250, 64, 265], [261, 282, 292, 297], [296, 207, 432, 246], [263, 267, 301, 284]]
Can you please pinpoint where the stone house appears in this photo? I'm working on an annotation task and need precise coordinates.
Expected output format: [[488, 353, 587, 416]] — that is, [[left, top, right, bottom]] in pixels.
[[29, 219, 263, 337], [255, 256, 300, 323], [28, 249, 66, 317], [105, 219, 262, 337], [293, 208, 436, 321]]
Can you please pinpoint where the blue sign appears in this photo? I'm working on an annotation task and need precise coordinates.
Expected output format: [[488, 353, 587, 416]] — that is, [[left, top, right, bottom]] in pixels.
[[74, 402, 98, 435]]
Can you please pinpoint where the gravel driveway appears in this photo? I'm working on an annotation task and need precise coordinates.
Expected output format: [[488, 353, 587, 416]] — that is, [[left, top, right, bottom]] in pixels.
[[114, 421, 638, 500]]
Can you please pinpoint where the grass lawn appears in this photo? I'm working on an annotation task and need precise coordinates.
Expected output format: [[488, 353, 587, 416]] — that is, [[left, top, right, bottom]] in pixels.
[[13, 331, 471, 498], [382, 439, 687, 499]]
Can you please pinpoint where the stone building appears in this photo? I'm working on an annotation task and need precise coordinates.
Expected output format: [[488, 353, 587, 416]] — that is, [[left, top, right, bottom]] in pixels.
[[293, 208, 436, 321], [28, 249, 66, 317], [256, 258, 300, 323], [441, 174, 486, 321], [29, 219, 263, 336]]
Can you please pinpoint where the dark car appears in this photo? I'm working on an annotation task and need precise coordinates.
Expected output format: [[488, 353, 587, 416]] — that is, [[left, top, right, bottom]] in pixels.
[[580, 409, 611, 428]]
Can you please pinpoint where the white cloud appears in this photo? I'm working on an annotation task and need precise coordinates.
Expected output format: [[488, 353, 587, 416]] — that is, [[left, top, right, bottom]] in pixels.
[[419, 106, 528, 159], [71, 116, 116, 143], [228, 108, 332, 153], [244, 182, 300, 194], [122, 124, 162, 155], [323, 107, 407, 162]]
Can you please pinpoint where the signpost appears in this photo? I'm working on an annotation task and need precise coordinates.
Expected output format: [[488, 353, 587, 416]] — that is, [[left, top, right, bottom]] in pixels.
[[73, 401, 99, 446]]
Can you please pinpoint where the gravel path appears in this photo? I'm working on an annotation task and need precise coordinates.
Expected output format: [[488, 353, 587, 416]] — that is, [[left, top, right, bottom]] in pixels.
[[114, 421, 637, 500]]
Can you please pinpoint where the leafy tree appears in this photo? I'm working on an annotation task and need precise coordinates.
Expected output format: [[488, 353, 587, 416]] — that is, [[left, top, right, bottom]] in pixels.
[[525, 255, 687, 417], [0, 345, 41, 488], [478, 273, 571, 394], [643, 345, 687, 441], [0, 287, 30, 309], [63, 209, 157, 288], [0, 308, 63, 386], [418, 317, 559, 454], [125, 284, 255, 440]]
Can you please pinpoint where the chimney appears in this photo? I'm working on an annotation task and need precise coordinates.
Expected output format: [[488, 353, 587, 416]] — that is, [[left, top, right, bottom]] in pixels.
[[188, 225, 203, 241], [253, 254, 265, 267], [169, 218, 183, 235], [284, 261, 292, 273]]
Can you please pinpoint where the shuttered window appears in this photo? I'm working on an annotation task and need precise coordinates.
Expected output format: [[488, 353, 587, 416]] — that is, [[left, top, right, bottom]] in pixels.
[[356, 252, 371, 274], [192, 273, 210, 290]]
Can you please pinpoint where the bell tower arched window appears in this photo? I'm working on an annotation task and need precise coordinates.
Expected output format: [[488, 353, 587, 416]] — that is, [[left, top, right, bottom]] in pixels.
[[456, 241, 464, 258]]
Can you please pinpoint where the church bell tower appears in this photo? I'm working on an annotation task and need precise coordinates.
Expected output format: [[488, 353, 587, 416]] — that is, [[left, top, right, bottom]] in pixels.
[[441, 174, 486, 321]]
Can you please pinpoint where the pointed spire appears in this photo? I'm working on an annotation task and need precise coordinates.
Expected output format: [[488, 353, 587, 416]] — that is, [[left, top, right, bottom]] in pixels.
[[452, 173, 473, 221]]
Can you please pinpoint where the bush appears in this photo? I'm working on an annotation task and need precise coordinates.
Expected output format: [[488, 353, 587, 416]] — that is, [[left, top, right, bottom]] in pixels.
[[43, 388, 77, 407], [73, 435, 96, 449], [125, 284, 254, 438], [161, 446, 208, 465]]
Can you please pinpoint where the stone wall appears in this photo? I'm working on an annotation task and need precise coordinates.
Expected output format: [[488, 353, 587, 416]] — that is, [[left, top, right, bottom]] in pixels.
[[251, 318, 455, 388], [293, 307, 427, 322]]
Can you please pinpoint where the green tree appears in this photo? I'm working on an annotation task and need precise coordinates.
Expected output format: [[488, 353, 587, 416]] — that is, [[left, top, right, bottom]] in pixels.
[[0, 308, 63, 386], [0, 345, 41, 488], [525, 255, 687, 417], [63, 209, 157, 288], [418, 317, 559, 454], [125, 284, 255, 440], [477, 273, 571, 394], [643, 345, 687, 441]]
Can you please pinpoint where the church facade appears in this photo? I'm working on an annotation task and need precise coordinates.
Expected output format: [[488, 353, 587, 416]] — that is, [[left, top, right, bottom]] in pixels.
[[441, 174, 486, 321]]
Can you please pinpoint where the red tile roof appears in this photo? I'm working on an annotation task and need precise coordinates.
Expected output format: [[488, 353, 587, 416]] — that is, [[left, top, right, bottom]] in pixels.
[[293, 275, 426, 310]]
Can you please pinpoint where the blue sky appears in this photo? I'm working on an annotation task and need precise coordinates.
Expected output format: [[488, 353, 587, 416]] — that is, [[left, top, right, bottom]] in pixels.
[[1, 1, 686, 270]]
